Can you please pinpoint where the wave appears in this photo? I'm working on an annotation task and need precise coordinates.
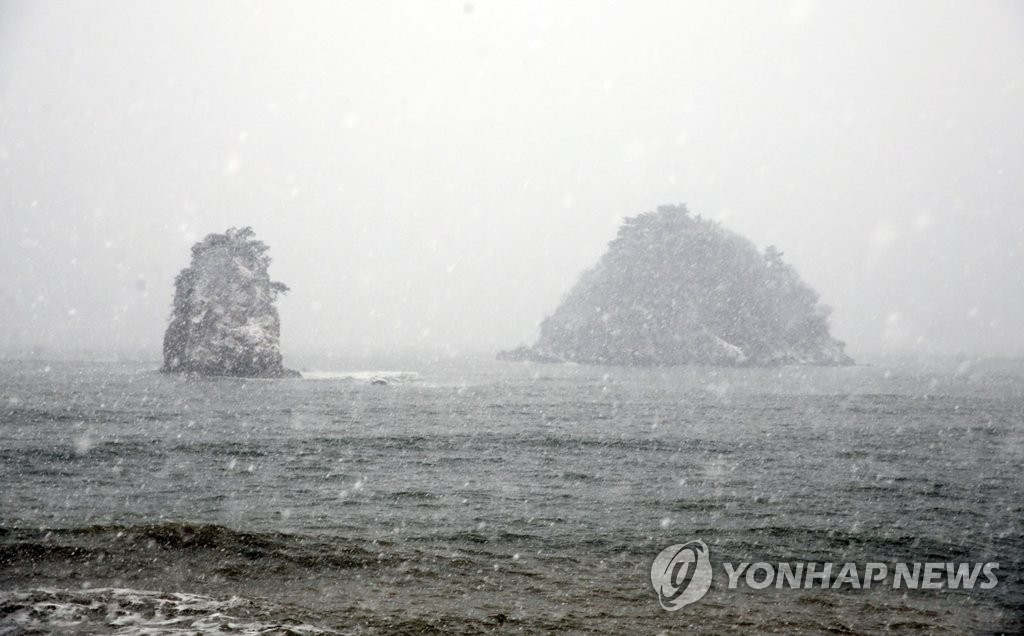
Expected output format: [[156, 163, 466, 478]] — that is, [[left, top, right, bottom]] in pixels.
[[0, 523, 537, 634], [0, 587, 335, 635], [299, 370, 420, 384], [0, 522, 519, 586], [0, 523, 387, 576]]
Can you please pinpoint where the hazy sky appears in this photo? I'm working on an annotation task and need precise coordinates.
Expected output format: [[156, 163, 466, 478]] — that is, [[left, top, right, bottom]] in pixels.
[[1, 0, 1022, 361]]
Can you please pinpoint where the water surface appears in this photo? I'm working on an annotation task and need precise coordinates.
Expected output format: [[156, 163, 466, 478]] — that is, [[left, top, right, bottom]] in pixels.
[[1, 358, 1021, 633]]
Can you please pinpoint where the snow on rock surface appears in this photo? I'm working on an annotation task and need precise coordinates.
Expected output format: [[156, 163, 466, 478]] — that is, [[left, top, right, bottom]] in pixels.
[[500, 204, 853, 367], [162, 227, 299, 377]]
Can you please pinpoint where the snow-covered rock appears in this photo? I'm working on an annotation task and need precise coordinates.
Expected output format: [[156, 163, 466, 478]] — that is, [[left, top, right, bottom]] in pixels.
[[162, 227, 298, 377], [500, 204, 853, 367]]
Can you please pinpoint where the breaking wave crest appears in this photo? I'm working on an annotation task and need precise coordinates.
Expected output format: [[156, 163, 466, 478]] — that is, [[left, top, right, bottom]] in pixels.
[[0, 587, 334, 635]]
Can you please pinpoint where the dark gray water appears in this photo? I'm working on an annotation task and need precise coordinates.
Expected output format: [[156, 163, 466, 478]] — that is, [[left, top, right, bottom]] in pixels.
[[1, 358, 1022, 634]]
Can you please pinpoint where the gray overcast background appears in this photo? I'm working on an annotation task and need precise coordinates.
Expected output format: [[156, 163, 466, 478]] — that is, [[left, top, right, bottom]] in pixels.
[[1, 0, 1022, 361]]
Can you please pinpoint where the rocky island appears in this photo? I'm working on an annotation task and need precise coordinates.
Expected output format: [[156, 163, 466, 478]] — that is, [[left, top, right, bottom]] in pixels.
[[162, 227, 298, 377], [501, 204, 852, 367]]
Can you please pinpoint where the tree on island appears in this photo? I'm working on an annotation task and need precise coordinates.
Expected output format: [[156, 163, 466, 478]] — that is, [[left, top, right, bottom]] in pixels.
[[500, 204, 852, 367], [162, 227, 297, 377]]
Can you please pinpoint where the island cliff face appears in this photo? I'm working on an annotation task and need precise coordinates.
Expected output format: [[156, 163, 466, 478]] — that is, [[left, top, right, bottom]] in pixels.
[[162, 227, 298, 377], [501, 204, 852, 367]]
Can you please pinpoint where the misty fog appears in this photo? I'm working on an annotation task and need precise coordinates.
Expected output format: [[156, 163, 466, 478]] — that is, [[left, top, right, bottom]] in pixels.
[[2, 0, 1022, 361]]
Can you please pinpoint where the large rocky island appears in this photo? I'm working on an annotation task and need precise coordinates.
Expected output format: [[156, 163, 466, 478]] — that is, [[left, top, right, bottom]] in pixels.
[[162, 227, 298, 377], [501, 204, 852, 367]]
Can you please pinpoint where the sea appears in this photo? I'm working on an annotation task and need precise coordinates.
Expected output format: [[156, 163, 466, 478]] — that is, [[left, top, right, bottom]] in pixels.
[[1, 356, 1021, 634]]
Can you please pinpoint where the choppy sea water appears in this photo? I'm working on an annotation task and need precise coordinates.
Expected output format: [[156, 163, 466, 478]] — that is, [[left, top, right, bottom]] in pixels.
[[1, 358, 1021, 634]]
